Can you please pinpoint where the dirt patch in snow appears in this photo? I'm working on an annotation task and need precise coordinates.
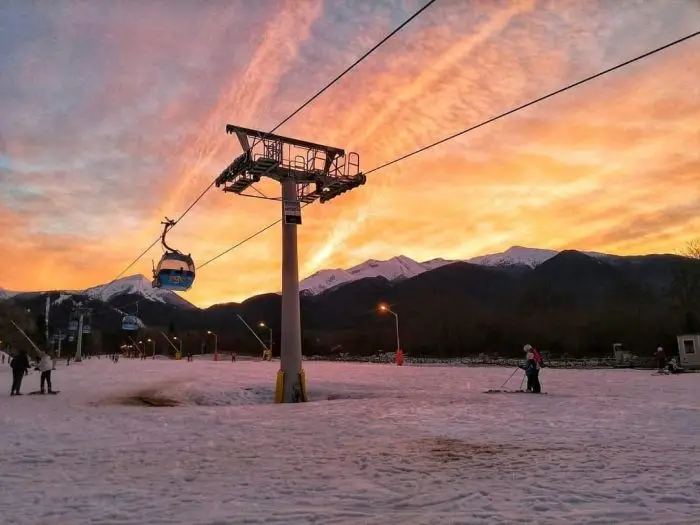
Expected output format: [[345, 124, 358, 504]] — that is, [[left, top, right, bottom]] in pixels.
[[122, 391, 181, 407], [93, 389, 181, 407], [417, 436, 569, 463]]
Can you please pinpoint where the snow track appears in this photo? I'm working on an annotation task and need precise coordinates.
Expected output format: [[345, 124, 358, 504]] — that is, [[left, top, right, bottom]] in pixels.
[[1, 360, 699, 524]]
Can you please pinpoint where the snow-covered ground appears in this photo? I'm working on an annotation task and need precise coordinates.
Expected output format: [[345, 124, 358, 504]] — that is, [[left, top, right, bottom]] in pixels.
[[1, 360, 698, 524]]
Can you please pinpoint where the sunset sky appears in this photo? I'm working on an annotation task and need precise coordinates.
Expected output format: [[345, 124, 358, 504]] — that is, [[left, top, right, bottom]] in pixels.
[[1, 0, 699, 307]]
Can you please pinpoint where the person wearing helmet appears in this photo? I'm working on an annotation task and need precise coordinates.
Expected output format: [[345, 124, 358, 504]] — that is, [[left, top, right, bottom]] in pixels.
[[655, 346, 666, 373], [38, 351, 55, 394], [520, 344, 542, 393]]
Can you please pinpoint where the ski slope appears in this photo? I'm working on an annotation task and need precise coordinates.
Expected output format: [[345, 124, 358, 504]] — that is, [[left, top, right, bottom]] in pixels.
[[1, 359, 699, 524]]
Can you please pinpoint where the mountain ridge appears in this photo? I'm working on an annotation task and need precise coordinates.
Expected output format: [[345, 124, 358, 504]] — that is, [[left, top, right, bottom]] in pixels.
[[0, 275, 195, 310], [2, 249, 698, 359], [0, 245, 683, 309], [299, 245, 613, 295]]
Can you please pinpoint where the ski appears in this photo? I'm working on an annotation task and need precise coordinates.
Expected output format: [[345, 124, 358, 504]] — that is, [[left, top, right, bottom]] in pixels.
[[484, 389, 547, 394]]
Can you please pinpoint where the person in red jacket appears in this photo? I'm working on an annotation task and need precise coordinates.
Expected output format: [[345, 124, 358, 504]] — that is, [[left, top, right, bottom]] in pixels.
[[521, 344, 542, 393], [527, 344, 543, 367]]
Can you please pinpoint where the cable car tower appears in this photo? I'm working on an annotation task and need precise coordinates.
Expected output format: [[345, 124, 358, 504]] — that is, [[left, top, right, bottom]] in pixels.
[[69, 304, 92, 362], [215, 125, 366, 403]]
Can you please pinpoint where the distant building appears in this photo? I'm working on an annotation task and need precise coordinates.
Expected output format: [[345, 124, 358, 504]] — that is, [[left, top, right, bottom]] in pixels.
[[612, 343, 633, 366], [677, 334, 700, 369]]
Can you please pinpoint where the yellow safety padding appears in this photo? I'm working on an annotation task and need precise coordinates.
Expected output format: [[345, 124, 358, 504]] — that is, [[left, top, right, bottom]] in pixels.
[[275, 370, 284, 403], [300, 368, 309, 402]]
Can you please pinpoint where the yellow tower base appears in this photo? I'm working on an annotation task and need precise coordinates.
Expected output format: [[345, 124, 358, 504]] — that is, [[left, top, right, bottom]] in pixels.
[[275, 369, 309, 403]]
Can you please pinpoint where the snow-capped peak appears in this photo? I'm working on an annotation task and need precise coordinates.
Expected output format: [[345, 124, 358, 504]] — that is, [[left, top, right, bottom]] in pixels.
[[300, 255, 441, 295], [299, 246, 614, 295], [0, 287, 18, 300], [299, 268, 356, 295], [83, 274, 193, 307], [466, 245, 609, 268], [466, 246, 559, 268], [347, 255, 426, 280]]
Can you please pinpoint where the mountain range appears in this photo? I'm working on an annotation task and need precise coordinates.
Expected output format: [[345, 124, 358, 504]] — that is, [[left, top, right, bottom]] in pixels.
[[2, 274, 193, 308], [299, 246, 595, 294], [2, 246, 698, 358], [1, 246, 595, 305]]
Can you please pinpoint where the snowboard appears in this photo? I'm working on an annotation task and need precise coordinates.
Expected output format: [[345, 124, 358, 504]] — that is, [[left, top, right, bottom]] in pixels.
[[27, 390, 60, 395]]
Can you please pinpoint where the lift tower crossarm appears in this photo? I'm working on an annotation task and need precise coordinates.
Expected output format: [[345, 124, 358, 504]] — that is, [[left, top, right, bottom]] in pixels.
[[216, 125, 365, 206], [225, 125, 345, 158]]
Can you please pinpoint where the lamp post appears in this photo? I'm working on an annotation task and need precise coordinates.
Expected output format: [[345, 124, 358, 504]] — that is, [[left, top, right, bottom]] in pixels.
[[259, 322, 273, 356], [378, 303, 401, 357], [172, 336, 182, 358], [147, 338, 156, 359], [207, 330, 218, 360]]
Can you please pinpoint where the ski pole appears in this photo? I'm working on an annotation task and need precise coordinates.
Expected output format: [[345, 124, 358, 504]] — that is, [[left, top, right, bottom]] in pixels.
[[499, 367, 521, 389]]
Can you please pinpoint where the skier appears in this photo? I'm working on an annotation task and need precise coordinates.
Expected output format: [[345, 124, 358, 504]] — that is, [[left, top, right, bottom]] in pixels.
[[10, 349, 30, 396], [38, 352, 55, 394], [666, 356, 684, 374], [655, 346, 667, 372], [520, 344, 542, 393]]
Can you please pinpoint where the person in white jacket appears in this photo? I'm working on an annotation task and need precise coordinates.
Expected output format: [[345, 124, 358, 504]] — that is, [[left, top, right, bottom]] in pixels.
[[38, 352, 55, 394]]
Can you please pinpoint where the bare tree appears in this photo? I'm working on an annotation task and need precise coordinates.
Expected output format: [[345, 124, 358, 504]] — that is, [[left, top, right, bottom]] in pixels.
[[683, 239, 700, 260]]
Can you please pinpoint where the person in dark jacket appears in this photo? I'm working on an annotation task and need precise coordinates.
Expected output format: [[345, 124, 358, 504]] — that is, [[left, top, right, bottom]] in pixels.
[[10, 349, 30, 396], [520, 344, 541, 393], [655, 346, 667, 372], [667, 356, 683, 374]]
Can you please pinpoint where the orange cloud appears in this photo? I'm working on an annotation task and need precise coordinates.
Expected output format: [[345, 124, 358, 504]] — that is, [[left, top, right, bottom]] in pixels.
[[2, 1, 699, 307]]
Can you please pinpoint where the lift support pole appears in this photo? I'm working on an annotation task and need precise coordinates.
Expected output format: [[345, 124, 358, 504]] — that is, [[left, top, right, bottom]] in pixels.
[[280, 177, 304, 402], [216, 125, 365, 402]]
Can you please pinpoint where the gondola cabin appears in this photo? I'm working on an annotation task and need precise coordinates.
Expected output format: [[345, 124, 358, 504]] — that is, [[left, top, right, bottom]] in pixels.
[[122, 315, 142, 331], [153, 252, 195, 291]]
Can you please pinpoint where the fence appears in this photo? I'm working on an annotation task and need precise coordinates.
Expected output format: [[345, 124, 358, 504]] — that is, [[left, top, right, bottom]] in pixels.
[[304, 353, 660, 369]]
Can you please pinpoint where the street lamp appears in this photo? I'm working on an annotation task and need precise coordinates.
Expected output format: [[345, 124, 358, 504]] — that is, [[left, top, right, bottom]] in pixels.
[[147, 337, 156, 359], [172, 336, 182, 357], [378, 303, 401, 355], [207, 330, 218, 360], [259, 322, 273, 357]]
